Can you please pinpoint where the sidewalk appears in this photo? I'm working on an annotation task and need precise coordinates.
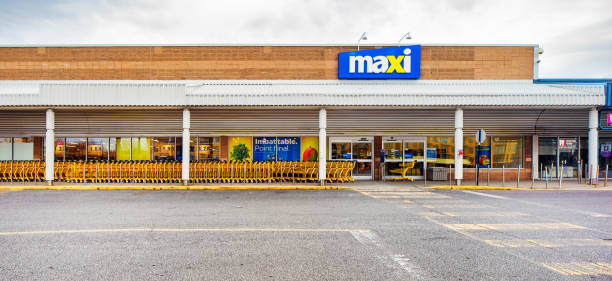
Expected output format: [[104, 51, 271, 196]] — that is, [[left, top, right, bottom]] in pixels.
[[0, 180, 610, 191]]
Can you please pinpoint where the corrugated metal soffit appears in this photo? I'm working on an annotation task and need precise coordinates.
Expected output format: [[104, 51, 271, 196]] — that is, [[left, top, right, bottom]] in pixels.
[[54, 110, 182, 137], [190, 109, 319, 136]]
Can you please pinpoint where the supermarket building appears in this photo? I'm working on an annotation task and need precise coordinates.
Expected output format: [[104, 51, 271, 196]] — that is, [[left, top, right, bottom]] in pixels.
[[0, 44, 607, 184]]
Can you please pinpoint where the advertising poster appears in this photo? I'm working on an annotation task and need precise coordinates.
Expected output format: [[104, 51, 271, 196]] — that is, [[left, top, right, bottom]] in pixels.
[[253, 137, 277, 162], [228, 136, 252, 162], [276, 137, 301, 161], [300, 137, 319, 162], [476, 145, 491, 168]]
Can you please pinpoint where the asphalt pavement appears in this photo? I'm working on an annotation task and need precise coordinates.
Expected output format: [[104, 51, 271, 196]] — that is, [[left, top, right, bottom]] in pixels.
[[0, 187, 611, 280]]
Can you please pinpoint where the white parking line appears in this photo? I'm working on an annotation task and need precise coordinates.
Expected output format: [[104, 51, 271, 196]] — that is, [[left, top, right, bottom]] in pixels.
[[462, 190, 507, 199], [351, 230, 423, 280]]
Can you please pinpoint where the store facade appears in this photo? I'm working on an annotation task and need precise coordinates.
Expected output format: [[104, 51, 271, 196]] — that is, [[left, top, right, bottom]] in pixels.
[[0, 44, 606, 184]]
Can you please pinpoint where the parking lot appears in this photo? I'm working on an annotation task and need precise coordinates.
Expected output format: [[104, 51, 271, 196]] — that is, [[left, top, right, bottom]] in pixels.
[[0, 187, 611, 280]]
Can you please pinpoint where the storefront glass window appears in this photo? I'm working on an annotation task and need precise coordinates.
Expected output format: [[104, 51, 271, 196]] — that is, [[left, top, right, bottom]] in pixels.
[[153, 137, 175, 160], [331, 142, 351, 160], [109, 138, 117, 160], [198, 137, 220, 161], [352, 142, 372, 160], [87, 138, 109, 161], [383, 142, 402, 160], [426, 137, 454, 167], [558, 137, 578, 177], [65, 138, 87, 161], [0, 138, 11, 160], [492, 137, 523, 168], [600, 138, 612, 178], [13, 137, 35, 160], [403, 141, 424, 160], [131, 137, 152, 160]]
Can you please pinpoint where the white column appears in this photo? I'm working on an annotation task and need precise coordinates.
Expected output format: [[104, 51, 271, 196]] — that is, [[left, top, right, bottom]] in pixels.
[[454, 108, 463, 185], [589, 108, 599, 180], [182, 108, 190, 185], [319, 108, 327, 185], [532, 135, 539, 179], [45, 109, 55, 185]]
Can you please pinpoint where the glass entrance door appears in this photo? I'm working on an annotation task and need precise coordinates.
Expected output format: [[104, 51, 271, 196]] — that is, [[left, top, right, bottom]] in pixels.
[[538, 136, 581, 179], [559, 137, 578, 178], [383, 138, 425, 179], [330, 137, 373, 180]]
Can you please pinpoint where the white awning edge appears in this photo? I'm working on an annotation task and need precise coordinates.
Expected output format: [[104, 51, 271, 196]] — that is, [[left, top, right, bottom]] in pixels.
[[0, 80, 604, 107]]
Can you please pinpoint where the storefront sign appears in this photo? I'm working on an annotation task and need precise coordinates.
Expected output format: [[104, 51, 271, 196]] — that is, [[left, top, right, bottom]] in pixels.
[[338, 46, 421, 79], [253, 137, 301, 162]]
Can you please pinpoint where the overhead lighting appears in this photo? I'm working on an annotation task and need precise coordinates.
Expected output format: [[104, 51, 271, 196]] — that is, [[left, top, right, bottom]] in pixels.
[[398, 32, 412, 46], [357, 32, 368, 51]]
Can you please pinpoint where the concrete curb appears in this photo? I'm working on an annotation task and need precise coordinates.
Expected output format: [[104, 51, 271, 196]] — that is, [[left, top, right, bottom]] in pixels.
[[428, 186, 525, 190], [428, 186, 612, 191], [0, 186, 348, 191]]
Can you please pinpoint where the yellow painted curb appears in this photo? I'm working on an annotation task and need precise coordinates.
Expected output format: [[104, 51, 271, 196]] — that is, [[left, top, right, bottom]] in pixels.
[[428, 186, 525, 191], [0, 185, 347, 191]]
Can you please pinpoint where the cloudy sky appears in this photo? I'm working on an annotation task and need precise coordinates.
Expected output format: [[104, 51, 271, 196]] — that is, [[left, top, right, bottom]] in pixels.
[[0, 0, 610, 78]]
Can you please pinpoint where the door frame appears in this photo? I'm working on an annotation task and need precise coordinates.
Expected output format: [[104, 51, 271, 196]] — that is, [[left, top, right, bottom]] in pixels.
[[329, 137, 374, 180], [382, 137, 427, 180]]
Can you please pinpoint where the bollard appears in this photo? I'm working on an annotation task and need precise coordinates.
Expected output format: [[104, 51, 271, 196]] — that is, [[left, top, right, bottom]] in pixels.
[[449, 165, 453, 187], [517, 166, 520, 188], [545, 166, 549, 189], [502, 165, 505, 187], [578, 160, 582, 183], [423, 161, 427, 187], [596, 165, 600, 187], [487, 165, 490, 186], [559, 162, 564, 189], [605, 165, 609, 187]]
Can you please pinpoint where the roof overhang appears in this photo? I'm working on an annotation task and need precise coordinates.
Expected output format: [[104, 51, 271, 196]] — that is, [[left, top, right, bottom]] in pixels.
[[0, 80, 604, 108]]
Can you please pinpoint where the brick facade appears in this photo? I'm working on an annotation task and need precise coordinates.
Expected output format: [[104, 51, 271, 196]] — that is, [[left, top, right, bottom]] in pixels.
[[0, 45, 533, 80]]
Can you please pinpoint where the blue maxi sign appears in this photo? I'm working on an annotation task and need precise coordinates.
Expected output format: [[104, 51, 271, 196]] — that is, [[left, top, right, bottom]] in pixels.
[[338, 46, 421, 79]]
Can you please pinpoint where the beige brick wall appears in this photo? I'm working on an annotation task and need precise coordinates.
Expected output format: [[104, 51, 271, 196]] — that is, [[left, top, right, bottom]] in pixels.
[[0, 45, 533, 80]]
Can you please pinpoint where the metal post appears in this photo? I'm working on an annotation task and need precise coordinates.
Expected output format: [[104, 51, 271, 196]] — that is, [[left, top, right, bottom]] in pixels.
[[559, 161, 564, 189], [545, 167, 548, 189], [605, 165, 608, 187], [449, 164, 452, 187], [578, 161, 582, 184], [551, 162, 555, 180], [502, 165, 505, 187], [476, 163, 479, 186], [423, 160, 427, 187], [596, 165, 600, 187], [487, 165, 490, 186], [517, 167, 520, 188]]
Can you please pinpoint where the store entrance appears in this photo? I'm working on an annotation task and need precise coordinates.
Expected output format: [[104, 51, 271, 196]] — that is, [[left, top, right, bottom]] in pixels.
[[538, 136, 582, 178], [330, 137, 373, 180], [383, 137, 425, 180]]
